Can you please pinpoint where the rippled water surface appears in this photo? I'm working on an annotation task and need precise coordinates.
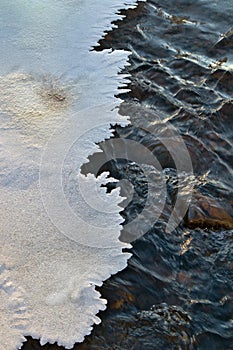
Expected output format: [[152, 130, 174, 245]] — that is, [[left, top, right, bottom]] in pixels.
[[23, 0, 233, 349]]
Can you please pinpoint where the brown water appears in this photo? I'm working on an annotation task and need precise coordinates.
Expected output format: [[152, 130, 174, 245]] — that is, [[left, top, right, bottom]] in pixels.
[[22, 0, 233, 349]]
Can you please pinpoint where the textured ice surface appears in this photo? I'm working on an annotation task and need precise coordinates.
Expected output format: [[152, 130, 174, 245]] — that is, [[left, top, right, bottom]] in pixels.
[[0, 1, 144, 348]]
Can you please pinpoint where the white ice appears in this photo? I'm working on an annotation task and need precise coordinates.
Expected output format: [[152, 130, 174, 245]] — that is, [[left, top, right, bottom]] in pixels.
[[0, 1, 144, 348]]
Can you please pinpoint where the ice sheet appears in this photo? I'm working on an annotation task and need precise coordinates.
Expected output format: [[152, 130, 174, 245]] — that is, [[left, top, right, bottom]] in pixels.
[[0, 1, 144, 348]]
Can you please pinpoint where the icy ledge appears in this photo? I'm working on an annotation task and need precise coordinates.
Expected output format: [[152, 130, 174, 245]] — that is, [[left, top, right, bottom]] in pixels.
[[0, 0, 145, 348]]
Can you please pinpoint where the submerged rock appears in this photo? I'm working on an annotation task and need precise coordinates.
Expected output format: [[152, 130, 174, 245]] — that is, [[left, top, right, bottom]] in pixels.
[[137, 303, 192, 349], [185, 192, 233, 229]]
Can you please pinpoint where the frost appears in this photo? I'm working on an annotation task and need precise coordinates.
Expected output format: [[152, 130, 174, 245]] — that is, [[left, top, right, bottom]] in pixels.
[[0, 0, 145, 348]]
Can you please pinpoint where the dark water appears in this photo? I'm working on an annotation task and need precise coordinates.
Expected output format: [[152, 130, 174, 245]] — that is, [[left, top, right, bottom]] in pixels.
[[23, 0, 233, 349]]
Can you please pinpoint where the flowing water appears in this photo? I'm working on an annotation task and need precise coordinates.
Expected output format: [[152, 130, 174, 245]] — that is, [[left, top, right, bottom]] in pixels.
[[22, 0, 233, 349]]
